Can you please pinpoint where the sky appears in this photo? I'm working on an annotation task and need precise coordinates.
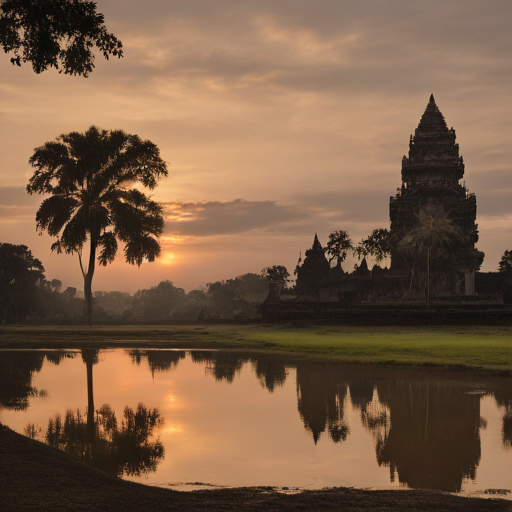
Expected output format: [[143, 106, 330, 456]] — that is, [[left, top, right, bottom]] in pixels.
[[1, 0, 511, 293]]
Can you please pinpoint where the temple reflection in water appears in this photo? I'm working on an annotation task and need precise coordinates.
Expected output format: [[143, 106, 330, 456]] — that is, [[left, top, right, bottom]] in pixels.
[[1, 349, 511, 494]]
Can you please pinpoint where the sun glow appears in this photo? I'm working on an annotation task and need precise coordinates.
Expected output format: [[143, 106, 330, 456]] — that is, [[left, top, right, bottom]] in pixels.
[[163, 424, 184, 434], [160, 252, 177, 265]]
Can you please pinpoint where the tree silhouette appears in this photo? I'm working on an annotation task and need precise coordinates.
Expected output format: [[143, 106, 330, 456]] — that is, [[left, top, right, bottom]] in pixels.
[[132, 281, 186, 320], [357, 228, 392, 264], [0, 0, 123, 76], [27, 126, 168, 325], [324, 230, 354, 268], [398, 204, 465, 305], [498, 250, 512, 273], [0, 243, 45, 323], [261, 265, 290, 295]]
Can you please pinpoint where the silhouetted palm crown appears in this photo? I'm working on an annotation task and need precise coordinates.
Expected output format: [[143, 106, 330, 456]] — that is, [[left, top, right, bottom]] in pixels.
[[399, 205, 465, 259], [27, 126, 168, 266]]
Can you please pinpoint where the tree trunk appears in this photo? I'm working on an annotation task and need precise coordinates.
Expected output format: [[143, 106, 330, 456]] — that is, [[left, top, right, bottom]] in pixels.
[[84, 236, 97, 326], [82, 349, 98, 441], [86, 354, 95, 438], [426, 246, 431, 307]]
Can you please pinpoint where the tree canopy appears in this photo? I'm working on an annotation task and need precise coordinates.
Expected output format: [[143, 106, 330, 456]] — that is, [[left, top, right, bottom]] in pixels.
[[27, 125, 168, 325], [398, 204, 465, 305], [357, 228, 392, 263], [132, 281, 186, 321], [324, 230, 354, 268], [498, 250, 512, 273], [0, 0, 123, 76], [399, 206, 465, 261], [261, 265, 290, 291], [0, 243, 45, 323]]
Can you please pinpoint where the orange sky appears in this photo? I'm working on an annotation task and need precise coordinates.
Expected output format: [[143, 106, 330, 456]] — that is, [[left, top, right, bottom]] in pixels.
[[1, 0, 511, 293]]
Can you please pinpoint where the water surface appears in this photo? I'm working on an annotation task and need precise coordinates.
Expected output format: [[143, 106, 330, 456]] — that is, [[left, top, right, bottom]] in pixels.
[[1, 348, 511, 498]]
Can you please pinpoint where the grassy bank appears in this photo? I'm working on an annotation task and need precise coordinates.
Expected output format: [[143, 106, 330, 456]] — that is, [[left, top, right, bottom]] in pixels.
[[2, 324, 512, 372]]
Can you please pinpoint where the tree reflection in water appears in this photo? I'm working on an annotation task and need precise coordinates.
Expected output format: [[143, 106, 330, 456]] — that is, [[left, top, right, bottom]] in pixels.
[[0, 350, 75, 411], [128, 349, 186, 376], [81, 348, 99, 436], [6, 349, 512, 493], [187, 353, 500, 492], [44, 403, 164, 477], [493, 385, 512, 449], [251, 356, 287, 393], [191, 351, 250, 383]]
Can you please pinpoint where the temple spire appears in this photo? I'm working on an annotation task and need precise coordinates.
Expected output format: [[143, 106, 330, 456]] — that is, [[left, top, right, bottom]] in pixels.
[[417, 94, 447, 132]]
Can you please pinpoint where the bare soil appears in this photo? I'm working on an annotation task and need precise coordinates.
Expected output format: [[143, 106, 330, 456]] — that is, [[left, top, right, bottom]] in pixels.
[[1, 424, 510, 512]]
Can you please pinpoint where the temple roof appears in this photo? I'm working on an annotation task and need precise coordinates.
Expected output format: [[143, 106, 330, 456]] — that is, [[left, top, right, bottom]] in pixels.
[[312, 233, 322, 251], [401, 95, 461, 172], [416, 94, 449, 133], [298, 232, 330, 278]]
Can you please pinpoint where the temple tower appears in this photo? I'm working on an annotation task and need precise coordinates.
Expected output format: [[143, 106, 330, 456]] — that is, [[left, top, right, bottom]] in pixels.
[[389, 95, 481, 294], [295, 233, 330, 297]]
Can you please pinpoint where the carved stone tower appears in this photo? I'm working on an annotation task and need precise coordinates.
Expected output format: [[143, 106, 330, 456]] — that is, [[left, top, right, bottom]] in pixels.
[[389, 95, 481, 294], [295, 233, 330, 297]]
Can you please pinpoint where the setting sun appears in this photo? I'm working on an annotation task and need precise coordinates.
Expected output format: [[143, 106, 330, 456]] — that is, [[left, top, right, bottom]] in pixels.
[[161, 252, 177, 265]]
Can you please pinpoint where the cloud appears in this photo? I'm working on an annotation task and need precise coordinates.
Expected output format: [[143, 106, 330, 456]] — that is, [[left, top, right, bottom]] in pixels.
[[162, 190, 391, 240], [1, 0, 511, 290], [0, 186, 41, 222], [163, 199, 306, 236], [100, 0, 512, 99]]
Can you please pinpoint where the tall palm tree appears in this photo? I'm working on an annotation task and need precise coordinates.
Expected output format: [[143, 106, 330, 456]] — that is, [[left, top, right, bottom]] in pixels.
[[27, 126, 168, 325], [398, 204, 465, 305]]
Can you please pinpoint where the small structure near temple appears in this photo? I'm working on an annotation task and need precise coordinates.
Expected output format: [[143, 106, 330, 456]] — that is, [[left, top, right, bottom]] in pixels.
[[261, 95, 510, 321], [295, 234, 331, 299]]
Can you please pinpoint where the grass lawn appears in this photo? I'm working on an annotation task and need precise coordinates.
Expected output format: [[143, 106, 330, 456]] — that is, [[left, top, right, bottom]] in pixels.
[[1, 323, 511, 372]]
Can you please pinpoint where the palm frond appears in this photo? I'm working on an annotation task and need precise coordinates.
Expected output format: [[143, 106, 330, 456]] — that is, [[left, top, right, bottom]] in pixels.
[[110, 191, 164, 241], [398, 204, 466, 259], [59, 210, 88, 253], [34, 195, 79, 236], [124, 235, 161, 266], [97, 232, 118, 266], [28, 126, 168, 280]]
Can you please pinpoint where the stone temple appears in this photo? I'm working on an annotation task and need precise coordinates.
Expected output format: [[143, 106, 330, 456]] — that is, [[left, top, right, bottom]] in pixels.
[[290, 95, 489, 303], [389, 94, 482, 295], [262, 96, 510, 320]]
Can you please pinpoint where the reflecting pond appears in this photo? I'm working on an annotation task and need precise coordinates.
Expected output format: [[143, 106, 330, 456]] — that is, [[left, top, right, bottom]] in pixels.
[[1, 348, 511, 497]]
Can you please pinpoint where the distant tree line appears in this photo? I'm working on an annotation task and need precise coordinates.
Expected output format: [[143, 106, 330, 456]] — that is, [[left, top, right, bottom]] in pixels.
[[0, 243, 84, 323], [0, 242, 278, 323], [3, 239, 512, 324], [104, 272, 270, 322]]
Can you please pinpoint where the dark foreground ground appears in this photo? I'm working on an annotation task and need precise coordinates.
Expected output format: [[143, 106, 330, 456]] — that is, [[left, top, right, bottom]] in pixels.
[[1, 424, 510, 512]]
